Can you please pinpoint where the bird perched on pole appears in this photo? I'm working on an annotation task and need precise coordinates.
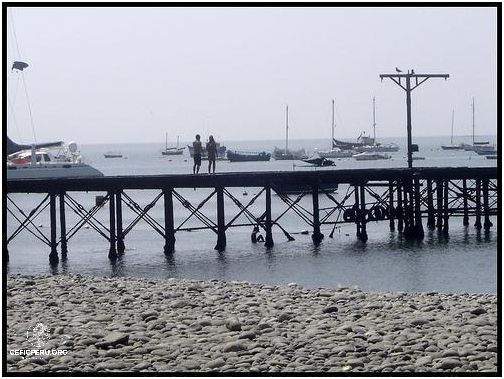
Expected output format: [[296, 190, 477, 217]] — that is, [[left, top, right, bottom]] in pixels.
[[411, 69, 415, 74], [395, 67, 402, 73]]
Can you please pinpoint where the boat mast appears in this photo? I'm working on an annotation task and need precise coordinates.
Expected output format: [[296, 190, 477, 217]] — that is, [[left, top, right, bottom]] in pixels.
[[451, 109, 454, 145], [285, 105, 289, 154], [165, 132, 168, 151], [472, 97, 475, 145], [176, 135, 179, 149], [331, 100, 335, 150], [372, 96, 376, 143]]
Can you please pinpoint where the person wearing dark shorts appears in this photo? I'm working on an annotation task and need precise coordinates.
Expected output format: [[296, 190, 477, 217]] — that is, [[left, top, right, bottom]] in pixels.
[[193, 134, 202, 174]]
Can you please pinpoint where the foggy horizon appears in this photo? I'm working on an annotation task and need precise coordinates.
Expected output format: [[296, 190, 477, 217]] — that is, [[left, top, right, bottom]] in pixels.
[[6, 6, 498, 145]]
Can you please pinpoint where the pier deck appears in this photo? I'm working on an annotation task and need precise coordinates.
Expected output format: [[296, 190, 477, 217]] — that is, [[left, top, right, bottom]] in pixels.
[[5, 167, 498, 264]]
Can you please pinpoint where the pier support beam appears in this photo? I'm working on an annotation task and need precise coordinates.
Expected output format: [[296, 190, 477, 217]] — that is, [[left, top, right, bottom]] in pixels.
[[59, 192, 68, 258], [397, 181, 403, 232], [215, 187, 226, 251], [163, 189, 176, 255], [413, 176, 424, 239], [443, 180, 449, 235], [462, 179, 469, 226], [388, 181, 395, 232], [426, 179, 435, 229], [265, 186, 274, 248], [116, 192, 125, 255], [311, 185, 324, 244], [483, 179, 493, 231], [474, 179, 482, 230], [108, 191, 117, 260], [436, 180, 443, 232], [49, 193, 59, 264], [358, 185, 368, 242]]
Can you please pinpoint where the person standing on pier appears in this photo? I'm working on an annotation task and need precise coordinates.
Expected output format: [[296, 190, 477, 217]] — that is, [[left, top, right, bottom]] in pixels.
[[207, 135, 217, 174], [192, 134, 202, 174]]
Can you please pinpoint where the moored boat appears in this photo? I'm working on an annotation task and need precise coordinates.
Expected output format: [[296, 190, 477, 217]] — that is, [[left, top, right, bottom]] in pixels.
[[302, 155, 335, 167], [162, 134, 184, 156], [274, 105, 307, 160], [104, 151, 123, 158], [441, 109, 464, 150], [227, 150, 271, 162], [352, 151, 391, 161], [7, 139, 103, 179]]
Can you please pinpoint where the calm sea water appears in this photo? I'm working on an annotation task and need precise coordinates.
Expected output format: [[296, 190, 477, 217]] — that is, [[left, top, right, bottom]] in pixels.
[[6, 136, 498, 293]]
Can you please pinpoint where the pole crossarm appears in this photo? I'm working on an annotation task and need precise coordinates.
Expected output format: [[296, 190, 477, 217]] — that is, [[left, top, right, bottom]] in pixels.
[[380, 70, 449, 169]]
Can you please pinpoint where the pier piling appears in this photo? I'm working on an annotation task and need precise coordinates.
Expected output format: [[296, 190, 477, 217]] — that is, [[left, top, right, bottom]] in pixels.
[[312, 185, 324, 244], [116, 192, 125, 255], [397, 182, 403, 233], [163, 189, 176, 255], [49, 193, 59, 264], [436, 180, 443, 232], [483, 179, 493, 231], [108, 191, 117, 260], [426, 179, 435, 229], [359, 185, 368, 242], [264, 186, 274, 248], [462, 179, 469, 226], [474, 179, 482, 230], [59, 192, 68, 257], [413, 177, 424, 238], [388, 181, 395, 231], [443, 180, 449, 235], [215, 187, 226, 251]]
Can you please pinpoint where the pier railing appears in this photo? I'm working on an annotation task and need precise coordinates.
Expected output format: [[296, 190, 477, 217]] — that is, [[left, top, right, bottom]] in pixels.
[[5, 167, 498, 264]]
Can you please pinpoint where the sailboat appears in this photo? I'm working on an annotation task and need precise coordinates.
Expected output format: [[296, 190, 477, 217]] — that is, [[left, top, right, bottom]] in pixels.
[[354, 97, 399, 153], [6, 62, 102, 179], [162, 133, 184, 156], [441, 109, 464, 150], [318, 100, 354, 158], [463, 98, 494, 153], [273, 105, 306, 160]]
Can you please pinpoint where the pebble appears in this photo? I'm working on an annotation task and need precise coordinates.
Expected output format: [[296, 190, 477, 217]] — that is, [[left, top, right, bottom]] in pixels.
[[5, 274, 497, 373]]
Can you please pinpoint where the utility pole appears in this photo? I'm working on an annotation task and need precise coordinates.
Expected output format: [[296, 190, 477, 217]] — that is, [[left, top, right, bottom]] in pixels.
[[380, 70, 449, 168]]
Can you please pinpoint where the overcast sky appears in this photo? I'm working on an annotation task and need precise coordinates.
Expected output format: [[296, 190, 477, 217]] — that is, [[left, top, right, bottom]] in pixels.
[[6, 6, 497, 145]]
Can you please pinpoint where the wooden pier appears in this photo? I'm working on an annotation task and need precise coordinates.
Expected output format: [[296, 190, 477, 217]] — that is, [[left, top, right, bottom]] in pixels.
[[5, 167, 498, 264]]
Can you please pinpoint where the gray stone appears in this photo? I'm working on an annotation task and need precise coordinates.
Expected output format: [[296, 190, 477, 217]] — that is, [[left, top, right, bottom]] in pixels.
[[278, 312, 294, 322], [95, 332, 129, 348], [95, 360, 129, 371], [222, 341, 248, 353], [322, 305, 339, 314], [470, 307, 487, 316], [206, 358, 226, 369], [238, 331, 256, 340], [434, 358, 463, 370], [225, 317, 242, 332]]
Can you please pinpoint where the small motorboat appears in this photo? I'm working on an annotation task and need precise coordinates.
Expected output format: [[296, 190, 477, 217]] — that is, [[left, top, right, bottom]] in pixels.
[[104, 151, 123, 158], [302, 155, 335, 167], [352, 151, 391, 161]]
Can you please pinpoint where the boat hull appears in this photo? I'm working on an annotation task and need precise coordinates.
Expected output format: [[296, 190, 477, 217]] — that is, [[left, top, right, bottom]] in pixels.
[[272, 182, 338, 195], [441, 145, 464, 150], [227, 151, 271, 162], [162, 149, 184, 156], [7, 163, 104, 179], [318, 149, 353, 158]]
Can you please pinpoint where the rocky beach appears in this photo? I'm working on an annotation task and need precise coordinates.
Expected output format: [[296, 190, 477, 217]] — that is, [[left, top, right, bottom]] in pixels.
[[6, 274, 498, 373]]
